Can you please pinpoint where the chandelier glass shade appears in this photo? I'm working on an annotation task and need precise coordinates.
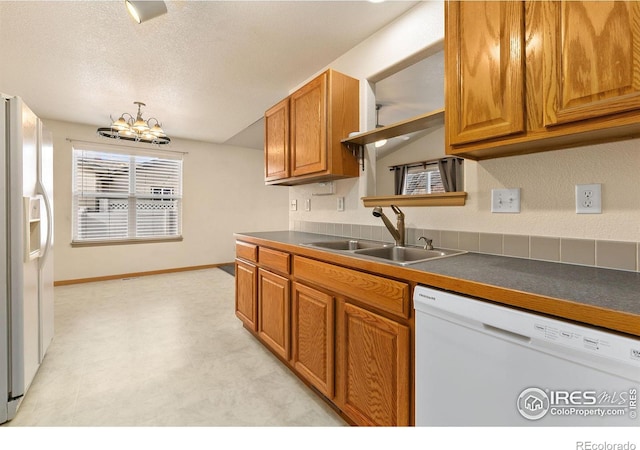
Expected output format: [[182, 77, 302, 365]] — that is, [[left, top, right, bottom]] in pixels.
[[97, 101, 170, 145]]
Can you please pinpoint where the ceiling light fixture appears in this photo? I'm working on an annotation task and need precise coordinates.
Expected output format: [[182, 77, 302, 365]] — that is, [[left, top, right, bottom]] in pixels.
[[125, 0, 167, 24], [97, 101, 170, 145]]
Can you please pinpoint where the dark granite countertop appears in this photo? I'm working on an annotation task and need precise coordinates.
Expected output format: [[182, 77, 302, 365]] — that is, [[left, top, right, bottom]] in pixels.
[[235, 231, 640, 336], [412, 251, 640, 316]]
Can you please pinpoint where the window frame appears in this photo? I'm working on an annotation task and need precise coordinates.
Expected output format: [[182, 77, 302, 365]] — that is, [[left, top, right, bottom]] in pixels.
[[402, 163, 445, 196], [71, 144, 184, 247]]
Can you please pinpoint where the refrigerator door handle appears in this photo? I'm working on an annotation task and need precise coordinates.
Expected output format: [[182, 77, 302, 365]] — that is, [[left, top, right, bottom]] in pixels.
[[36, 187, 52, 268], [35, 119, 53, 268]]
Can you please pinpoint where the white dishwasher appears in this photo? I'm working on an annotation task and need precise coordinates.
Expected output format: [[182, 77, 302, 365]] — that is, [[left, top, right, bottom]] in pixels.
[[414, 285, 640, 426]]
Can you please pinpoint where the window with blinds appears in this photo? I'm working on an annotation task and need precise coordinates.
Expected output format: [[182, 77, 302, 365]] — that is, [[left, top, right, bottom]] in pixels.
[[402, 164, 445, 195], [72, 146, 183, 244]]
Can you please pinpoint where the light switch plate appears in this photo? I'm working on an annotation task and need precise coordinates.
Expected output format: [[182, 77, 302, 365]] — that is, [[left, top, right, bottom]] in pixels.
[[337, 197, 345, 211], [491, 188, 521, 213], [305, 199, 311, 211]]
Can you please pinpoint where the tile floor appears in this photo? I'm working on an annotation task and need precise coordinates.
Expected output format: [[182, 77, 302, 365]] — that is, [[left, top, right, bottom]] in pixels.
[[5, 268, 346, 426]]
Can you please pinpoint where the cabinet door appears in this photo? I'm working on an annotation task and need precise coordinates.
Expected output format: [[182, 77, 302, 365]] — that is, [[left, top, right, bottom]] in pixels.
[[290, 72, 327, 177], [543, 1, 640, 127], [264, 98, 290, 182], [291, 282, 335, 398], [235, 260, 257, 332], [337, 302, 410, 426], [446, 0, 525, 145], [258, 269, 290, 360]]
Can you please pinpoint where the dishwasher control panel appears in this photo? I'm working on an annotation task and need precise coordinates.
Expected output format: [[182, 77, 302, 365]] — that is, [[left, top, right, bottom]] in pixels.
[[414, 285, 640, 367]]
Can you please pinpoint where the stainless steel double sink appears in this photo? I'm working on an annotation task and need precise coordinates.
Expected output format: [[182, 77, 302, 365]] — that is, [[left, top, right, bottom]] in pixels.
[[302, 239, 466, 266]]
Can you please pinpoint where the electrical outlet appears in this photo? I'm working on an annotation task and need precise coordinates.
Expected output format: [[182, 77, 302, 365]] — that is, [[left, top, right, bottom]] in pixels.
[[290, 199, 297, 211], [576, 184, 601, 214], [337, 197, 345, 211], [491, 188, 520, 213], [305, 199, 311, 211]]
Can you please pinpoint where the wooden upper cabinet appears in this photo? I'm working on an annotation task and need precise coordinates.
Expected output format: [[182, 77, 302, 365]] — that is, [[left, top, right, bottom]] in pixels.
[[543, 1, 640, 127], [264, 69, 360, 185], [264, 98, 290, 182], [446, 0, 640, 160], [291, 73, 328, 177], [445, 0, 525, 146]]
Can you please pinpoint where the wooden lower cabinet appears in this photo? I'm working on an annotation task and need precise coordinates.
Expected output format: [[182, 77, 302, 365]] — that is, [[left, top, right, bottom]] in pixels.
[[235, 259, 257, 332], [291, 282, 335, 398], [257, 268, 290, 360], [235, 244, 413, 426], [336, 301, 410, 426]]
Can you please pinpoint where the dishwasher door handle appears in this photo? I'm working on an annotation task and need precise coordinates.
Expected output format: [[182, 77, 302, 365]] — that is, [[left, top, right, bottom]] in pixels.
[[482, 323, 531, 344]]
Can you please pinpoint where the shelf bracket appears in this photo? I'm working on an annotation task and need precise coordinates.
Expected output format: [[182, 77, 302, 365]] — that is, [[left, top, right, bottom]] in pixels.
[[345, 142, 365, 172]]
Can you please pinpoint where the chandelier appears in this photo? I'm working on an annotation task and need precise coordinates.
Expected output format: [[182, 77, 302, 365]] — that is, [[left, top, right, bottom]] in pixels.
[[97, 101, 170, 145]]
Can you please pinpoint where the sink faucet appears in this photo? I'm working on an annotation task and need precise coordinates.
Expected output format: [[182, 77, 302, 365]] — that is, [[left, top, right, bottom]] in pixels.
[[372, 205, 405, 247]]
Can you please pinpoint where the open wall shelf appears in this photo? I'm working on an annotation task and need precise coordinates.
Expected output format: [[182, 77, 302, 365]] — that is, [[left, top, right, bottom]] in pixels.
[[342, 108, 444, 146], [362, 192, 467, 208]]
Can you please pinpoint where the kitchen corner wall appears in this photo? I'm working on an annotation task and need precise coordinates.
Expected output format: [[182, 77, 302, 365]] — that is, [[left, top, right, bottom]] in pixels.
[[288, 1, 640, 266], [46, 119, 288, 282], [290, 130, 640, 240], [291, 131, 640, 271]]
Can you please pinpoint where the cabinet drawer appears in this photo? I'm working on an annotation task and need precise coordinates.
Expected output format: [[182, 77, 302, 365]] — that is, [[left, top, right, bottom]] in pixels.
[[236, 241, 258, 262], [259, 247, 290, 274], [293, 256, 410, 319]]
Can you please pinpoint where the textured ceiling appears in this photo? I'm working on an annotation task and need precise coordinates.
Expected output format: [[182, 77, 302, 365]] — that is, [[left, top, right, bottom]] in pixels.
[[0, 0, 419, 148]]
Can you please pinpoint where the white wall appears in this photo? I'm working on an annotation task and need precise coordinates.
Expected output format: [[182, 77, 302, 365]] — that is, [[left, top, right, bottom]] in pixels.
[[290, 0, 445, 226], [47, 119, 289, 282], [289, 1, 640, 243], [375, 127, 640, 242]]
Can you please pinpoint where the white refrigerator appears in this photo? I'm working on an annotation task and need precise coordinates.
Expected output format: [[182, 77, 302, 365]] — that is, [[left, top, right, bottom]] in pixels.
[[1, 94, 54, 424]]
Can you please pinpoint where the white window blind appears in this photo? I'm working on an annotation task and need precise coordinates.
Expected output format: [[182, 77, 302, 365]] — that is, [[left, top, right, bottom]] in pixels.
[[72, 146, 183, 243], [402, 164, 445, 195]]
